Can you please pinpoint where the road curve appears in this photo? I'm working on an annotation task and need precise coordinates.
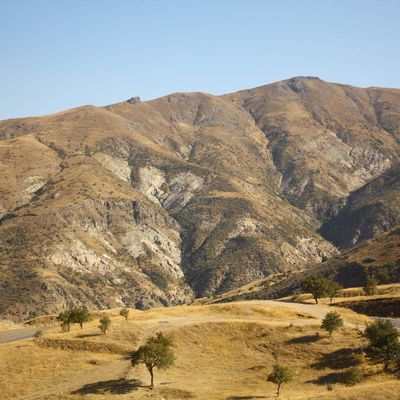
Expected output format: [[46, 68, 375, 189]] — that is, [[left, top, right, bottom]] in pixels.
[[0, 327, 39, 344]]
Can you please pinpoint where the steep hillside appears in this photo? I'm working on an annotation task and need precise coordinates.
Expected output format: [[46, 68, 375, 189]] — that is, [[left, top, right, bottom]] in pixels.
[[319, 164, 400, 249], [0, 92, 335, 321], [225, 77, 400, 221], [1, 77, 400, 320]]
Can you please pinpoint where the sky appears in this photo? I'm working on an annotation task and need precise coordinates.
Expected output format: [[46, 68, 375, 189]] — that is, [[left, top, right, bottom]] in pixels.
[[0, 0, 400, 120]]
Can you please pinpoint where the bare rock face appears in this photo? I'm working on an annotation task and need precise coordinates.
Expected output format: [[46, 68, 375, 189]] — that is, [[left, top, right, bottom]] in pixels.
[[1, 77, 400, 320]]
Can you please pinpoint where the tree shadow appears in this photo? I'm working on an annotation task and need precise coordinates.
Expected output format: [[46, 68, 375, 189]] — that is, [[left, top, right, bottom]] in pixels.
[[246, 365, 267, 371], [76, 333, 102, 339], [71, 378, 143, 395], [307, 371, 351, 385], [311, 348, 361, 370], [286, 334, 320, 344], [226, 396, 268, 400], [159, 387, 195, 399]]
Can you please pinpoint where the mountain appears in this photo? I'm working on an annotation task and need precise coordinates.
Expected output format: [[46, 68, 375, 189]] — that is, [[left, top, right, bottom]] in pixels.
[[0, 76, 400, 320]]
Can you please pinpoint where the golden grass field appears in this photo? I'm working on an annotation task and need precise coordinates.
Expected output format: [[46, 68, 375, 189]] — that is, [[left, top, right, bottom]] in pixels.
[[1, 297, 399, 400]]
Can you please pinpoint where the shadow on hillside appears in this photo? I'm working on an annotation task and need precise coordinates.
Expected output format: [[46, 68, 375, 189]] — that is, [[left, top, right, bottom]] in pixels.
[[72, 378, 143, 395], [226, 396, 268, 400], [159, 387, 195, 398], [246, 365, 267, 371], [311, 348, 361, 370], [76, 333, 102, 339], [307, 371, 348, 385], [286, 334, 319, 344]]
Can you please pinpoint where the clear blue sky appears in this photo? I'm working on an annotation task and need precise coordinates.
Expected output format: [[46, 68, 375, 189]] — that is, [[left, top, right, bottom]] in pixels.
[[1, 0, 399, 120]]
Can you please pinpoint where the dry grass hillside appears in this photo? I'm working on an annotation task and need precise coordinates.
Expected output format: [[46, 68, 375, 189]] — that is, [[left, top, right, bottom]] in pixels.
[[2, 300, 400, 400], [1, 77, 400, 320]]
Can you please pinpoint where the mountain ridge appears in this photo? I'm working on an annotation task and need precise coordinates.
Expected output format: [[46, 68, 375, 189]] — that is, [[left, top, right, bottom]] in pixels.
[[0, 77, 399, 321]]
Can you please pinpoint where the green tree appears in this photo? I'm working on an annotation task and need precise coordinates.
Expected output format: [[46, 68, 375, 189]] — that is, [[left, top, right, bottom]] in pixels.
[[131, 332, 175, 388], [321, 311, 344, 337], [120, 308, 129, 322], [70, 307, 91, 330], [363, 277, 377, 296], [267, 364, 293, 397], [57, 310, 73, 332], [301, 275, 334, 304], [99, 316, 112, 334], [376, 270, 390, 285], [365, 319, 400, 371], [326, 281, 342, 304]]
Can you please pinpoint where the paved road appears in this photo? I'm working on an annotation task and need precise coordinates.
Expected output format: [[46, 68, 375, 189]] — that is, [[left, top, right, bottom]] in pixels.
[[0, 327, 39, 344]]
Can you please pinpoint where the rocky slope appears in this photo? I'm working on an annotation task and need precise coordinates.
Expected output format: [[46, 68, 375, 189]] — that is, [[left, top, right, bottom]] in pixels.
[[319, 164, 400, 249], [224, 77, 400, 220], [1, 77, 400, 320]]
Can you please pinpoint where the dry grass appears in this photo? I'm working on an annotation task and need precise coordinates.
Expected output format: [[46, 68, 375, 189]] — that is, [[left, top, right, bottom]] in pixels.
[[1, 300, 399, 399]]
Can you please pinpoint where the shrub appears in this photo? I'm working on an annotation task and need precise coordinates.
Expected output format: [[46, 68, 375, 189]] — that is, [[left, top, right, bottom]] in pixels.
[[120, 308, 129, 322], [321, 311, 344, 337], [98, 316, 112, 335], [33, 330, 44, 339], [343, 366, 363, 385]]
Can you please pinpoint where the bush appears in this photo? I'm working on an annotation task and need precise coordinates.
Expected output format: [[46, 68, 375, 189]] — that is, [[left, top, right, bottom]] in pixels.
[[98, 316, 112, 335], [321, 311, 344, 337], [343, 366, 363, 385], [33, 330, 44, 339], [120, 308, 129, 322]]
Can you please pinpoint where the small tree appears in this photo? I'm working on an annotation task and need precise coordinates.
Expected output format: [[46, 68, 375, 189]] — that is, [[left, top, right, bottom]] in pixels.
[[301, 275, 333, 304], [70, 307, 91, 330], [58, 310, 73, 332], [376, 270, 390, 285], [131, 332, 175, 388], [326, 281, 342, 304], [267, 364, 293, 397], [343, 366, 363, 385], [363, 277, 377, 296], [99, 316, 111, 335], [365, 319, 400, 371], [120, 308, 129, 322], [321, 311, 344, 337]]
